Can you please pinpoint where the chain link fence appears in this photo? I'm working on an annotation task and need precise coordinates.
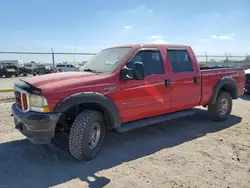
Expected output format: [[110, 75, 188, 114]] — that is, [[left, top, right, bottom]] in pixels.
[[195, 52, 250, 69], [0, 51, 250, 69], [0, 51, 96, 68]]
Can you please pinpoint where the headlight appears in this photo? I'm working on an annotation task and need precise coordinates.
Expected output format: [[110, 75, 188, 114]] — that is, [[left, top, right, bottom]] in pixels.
[[29, 94, 50, 112]]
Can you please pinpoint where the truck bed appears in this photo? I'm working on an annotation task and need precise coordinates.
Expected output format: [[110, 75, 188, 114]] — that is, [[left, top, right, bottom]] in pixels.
[[200, 67, 245, 105]]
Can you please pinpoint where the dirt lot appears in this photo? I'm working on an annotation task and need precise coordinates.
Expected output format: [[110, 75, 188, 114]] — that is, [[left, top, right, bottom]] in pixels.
[[0, 95, 249, 188]]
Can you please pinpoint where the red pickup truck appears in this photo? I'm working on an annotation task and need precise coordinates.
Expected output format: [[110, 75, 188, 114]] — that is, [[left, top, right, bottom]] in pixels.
[[12, 44, 245, 161]]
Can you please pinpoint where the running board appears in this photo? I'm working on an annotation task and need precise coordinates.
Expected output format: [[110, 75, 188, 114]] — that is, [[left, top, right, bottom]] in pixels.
[[116, 109, 196, 132]]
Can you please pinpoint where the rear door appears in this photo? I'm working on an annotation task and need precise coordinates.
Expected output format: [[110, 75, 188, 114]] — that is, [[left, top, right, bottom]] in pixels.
[[118, 48, 172, 123], [166, 48, 201, 111]]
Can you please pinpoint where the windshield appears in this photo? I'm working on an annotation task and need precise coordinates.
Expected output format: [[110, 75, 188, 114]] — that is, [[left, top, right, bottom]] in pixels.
[[5, 63, 17, 69], [79, 47, 132, 74]]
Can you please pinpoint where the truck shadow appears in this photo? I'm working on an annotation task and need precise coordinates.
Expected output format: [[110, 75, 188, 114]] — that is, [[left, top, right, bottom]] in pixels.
[[0, 109, 242, 188], [240, 93, 250, 100]]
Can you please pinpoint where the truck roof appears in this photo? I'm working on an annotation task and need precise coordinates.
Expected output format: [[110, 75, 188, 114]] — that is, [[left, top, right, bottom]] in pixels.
[[105, 44, 191, 50]]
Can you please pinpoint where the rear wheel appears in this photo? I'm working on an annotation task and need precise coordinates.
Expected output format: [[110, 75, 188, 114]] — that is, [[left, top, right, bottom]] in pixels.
[[69, 110, 106, 161], [208, 91, 232, 121]]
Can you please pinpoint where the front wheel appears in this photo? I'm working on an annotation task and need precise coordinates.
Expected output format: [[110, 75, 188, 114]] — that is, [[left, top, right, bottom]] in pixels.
[[208, 91, 232, 121], [6, 74, 11, 78], [69, 110, 106, 161]]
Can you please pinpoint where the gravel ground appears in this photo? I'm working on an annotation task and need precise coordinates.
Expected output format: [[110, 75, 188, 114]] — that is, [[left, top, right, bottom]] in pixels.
[[0, 95, 249, 188]]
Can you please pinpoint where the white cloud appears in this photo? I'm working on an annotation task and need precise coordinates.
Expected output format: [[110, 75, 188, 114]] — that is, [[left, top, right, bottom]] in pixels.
[[148, 35, 167, 44], [148, 35, 161, 39], [130, 5, 152, 14], [200, 33, 236, 42], [152, 39, 168, 44], [210, 33, 235, 40], [124, 25, 132, 31]]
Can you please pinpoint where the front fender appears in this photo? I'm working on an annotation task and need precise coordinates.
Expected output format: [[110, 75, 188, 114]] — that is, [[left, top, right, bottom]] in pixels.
[[53, 92, 121, 128]]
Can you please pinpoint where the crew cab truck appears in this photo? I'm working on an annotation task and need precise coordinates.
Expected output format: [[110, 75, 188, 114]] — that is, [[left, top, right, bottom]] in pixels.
[[11, 44, 245, 161]]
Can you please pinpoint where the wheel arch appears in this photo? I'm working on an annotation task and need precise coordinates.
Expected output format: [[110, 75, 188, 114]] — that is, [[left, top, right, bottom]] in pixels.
[[53, 92, 121, 129], [210, 76, 238, 105]]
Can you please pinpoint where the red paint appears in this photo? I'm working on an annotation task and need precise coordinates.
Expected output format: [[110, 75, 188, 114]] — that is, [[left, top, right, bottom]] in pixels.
[[23, 44, 245, 123]]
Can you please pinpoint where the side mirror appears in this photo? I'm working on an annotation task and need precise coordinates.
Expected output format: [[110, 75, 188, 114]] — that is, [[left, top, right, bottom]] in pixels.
[[132, 61, 145, 80], [120, 61, 145, 81]]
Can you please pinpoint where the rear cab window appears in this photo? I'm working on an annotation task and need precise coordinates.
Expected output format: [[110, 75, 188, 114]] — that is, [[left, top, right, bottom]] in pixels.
[[167, 49, 193, 73]]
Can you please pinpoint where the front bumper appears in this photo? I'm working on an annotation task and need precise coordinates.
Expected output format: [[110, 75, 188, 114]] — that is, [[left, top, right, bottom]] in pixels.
[[11, 104, 61, 144]]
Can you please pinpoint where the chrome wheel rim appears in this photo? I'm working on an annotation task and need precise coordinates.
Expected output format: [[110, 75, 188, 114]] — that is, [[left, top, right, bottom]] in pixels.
[[219, 98, 229, 115], [88, 122, 101, 149]]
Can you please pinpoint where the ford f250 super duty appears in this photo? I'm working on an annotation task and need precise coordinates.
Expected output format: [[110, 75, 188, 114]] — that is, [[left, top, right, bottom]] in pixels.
[[11, 44, 245, 161]]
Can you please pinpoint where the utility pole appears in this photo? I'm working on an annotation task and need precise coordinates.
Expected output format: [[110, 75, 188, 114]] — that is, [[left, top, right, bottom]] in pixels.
[[73, 40, 76, 64], [51, 48, 55, 68]]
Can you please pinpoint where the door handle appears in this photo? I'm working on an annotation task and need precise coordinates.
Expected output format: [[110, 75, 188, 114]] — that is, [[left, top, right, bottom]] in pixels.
[[165, 79, 171, 88], [194, 76, 198, 84]]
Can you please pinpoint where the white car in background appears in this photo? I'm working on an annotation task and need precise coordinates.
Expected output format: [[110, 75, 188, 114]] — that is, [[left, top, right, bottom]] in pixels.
[[56, 64, 78, 72]]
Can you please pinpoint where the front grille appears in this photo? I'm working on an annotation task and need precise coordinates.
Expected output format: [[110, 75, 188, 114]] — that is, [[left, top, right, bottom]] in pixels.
[[14, 90, 22, 109], [246, 74, 250, 83]]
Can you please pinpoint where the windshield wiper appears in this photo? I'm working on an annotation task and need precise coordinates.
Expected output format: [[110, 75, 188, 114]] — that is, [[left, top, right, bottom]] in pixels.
[[83, 69, 103, 74]]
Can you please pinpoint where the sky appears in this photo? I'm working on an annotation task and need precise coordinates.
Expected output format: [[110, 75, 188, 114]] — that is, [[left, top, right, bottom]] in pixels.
[[0, 0, 249, 63]]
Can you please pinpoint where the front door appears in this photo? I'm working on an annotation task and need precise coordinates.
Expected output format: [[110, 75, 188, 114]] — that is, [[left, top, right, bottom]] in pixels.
[[117, 49, 172, 123], [166, 49, 201, 111]]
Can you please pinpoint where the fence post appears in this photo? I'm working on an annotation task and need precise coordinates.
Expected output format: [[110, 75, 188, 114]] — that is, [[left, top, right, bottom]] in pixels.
[[204, 52, 208, 63], [224, 53, 228, 64], [51, 48, 55, 68]]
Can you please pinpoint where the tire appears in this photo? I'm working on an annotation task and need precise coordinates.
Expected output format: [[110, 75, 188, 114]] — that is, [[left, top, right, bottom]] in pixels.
[[23, 73, 27, 76], [15, 73, 19, 77], [208, 91, 232, 121], [69, 110, 106, 161]]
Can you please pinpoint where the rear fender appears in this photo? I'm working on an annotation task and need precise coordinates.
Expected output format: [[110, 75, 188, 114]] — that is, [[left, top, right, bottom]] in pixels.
[[53, 92, 121, 129], [210, 76, 238, 105]]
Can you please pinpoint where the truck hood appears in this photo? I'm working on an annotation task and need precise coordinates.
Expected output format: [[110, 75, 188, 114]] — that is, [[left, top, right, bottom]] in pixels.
[[23, 72, 102, 93]]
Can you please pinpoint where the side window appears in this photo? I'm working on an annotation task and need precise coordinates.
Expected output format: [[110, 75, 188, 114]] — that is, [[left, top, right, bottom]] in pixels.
[[167, 49, 193, 73], [128, 50, 164, 75]]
